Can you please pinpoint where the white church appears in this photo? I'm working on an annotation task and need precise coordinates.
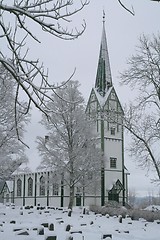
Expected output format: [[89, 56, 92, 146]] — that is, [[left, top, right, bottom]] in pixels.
[[1, 18, 129, 207]]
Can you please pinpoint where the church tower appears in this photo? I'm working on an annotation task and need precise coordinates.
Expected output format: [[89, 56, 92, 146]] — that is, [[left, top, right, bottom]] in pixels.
[[86, 14, 129, 206]]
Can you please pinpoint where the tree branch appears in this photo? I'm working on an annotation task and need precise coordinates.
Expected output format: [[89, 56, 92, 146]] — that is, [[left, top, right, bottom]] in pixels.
[[117, 0, 135, 16]]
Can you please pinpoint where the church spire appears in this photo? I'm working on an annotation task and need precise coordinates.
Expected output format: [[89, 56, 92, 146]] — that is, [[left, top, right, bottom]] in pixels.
[[95, 12, 112, 96]]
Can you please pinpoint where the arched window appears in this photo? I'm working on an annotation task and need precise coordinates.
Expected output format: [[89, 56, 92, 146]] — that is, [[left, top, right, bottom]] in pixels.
[[53, 183, 58, 196], [17, 179, 22, 197], [39, 176, 45, 196], [28, 177, 33, 196]]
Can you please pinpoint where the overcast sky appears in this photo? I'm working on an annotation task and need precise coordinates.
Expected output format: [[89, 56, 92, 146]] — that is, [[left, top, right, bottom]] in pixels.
[[24, 0, 160, 197]]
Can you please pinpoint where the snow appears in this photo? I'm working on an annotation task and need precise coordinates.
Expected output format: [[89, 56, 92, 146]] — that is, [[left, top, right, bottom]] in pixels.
[[93, 87, 113, 108], [12, 163, 32, 175], [0, 204, 159, 240], [5, 181, 14, 192], [144, 205, 160, 212], [12, 162, 54, 176]]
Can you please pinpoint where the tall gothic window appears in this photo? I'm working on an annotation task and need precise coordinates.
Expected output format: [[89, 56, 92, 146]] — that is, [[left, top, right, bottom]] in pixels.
[[17, 178, 22, 197], [52, 183, 58, 196], [39, 176, 45, 196], [28, 177, 33, 196]]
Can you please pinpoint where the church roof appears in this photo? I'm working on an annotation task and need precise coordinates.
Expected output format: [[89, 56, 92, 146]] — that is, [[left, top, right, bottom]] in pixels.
[[95, 14, 112, 96], [6, 181, 14, 192], [0, 181, 14, 193], [12, 162, 32, 175], [93, 86, 113, 108], [12, 162, 55, 176]]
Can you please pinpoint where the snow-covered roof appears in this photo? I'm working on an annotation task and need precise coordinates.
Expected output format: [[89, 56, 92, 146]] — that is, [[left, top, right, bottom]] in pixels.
[[93, 86, 113, 108], [124, 166, 130, 175], [5, 181, 14, 192], [106, 178, 119, 190], [12, 162, 55, 176], [12, 163, 32, 175], [144, 205, 160, 211], [1, 181, 14, 193]]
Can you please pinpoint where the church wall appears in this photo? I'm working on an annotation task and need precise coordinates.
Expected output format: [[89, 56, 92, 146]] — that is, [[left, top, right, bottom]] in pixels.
[[49, 196, 62, 207], [103, 121, 123, 139], [104, 139, 123, 169], [63, 196, 70, 207], [35, 196, 47, 206], [24, 197, 35, 206], [11, 168, 128, 207], [84, 196, 101, 206], [1, 190, 14, 205], [96, 120, 123, 142], [14, 197, 23, 206], [12, 171, 103, 207]]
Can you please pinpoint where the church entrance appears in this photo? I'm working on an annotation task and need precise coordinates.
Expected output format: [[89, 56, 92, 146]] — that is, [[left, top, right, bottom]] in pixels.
[[108, 179, 123, 203], [108, 192, 119, 202], [76, 194, 81, 206]]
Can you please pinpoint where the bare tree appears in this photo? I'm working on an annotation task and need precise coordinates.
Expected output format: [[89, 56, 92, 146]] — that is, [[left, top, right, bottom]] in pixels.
[[37, 80, 101, 209], [117, 0, 135, 15], [0, 0, 88, 132], [0, 64, 28, 181], [117, 0, 160, 16], [120, 34, 160, 183]]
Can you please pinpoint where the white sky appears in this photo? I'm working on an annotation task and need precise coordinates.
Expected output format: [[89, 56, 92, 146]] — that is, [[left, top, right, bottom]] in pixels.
[[24, 0, 160, 197]]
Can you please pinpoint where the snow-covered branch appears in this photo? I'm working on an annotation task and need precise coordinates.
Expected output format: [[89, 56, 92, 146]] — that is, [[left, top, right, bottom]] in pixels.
[[0, 0, 88, 133]]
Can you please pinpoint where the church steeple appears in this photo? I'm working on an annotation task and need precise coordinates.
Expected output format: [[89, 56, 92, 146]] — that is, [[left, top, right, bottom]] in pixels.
[[95, 12, 112, 96]]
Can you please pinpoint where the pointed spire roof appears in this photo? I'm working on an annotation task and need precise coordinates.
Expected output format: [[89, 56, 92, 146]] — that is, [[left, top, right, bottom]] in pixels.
[[95, 12, 112, 97]]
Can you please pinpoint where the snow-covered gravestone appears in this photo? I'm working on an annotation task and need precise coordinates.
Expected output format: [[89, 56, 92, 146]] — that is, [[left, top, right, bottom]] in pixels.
[[37, 226, 44, 235], [49, 223, 54, 231], [45, 235, 57, 240]]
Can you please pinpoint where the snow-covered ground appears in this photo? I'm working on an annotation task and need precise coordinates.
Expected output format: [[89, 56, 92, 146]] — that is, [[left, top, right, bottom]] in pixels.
[[0, 204, 159, 240], [144, 205, 160, 212]]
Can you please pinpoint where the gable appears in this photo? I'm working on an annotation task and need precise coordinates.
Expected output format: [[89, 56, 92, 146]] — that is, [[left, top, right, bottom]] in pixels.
[[86, 87, 112, 111], [85, 87, 124, 123], [109, 179, 124, 194], [1, 181, 13, 194], [103, 87, 124, 115], [86, 88, 101, 115]]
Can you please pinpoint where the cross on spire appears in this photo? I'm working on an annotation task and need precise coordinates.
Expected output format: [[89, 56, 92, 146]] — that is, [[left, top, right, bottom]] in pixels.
[[103, 10, 105, 24]]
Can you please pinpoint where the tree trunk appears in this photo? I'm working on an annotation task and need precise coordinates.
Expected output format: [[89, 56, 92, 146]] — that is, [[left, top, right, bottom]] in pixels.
[[68, 185, 74, 210]]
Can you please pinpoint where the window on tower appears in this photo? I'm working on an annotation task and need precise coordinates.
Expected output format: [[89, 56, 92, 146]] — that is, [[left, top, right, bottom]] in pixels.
[[110, 127, 115, 135], [110, 157, 117, 168]]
